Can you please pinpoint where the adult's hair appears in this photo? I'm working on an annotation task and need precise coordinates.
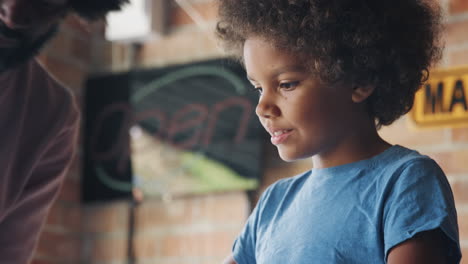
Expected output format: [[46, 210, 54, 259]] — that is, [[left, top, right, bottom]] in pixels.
[[69, 0, 129, 20], [216, 0, 443, 127]]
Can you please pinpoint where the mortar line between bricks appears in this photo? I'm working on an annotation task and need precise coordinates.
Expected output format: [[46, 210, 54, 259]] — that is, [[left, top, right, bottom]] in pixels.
[[169, 21, 217, 34], [411, 142, 468, 153], [445, 12, 468, 24], [42, 225, 83, 235], [444, 128, 453, 144], [455, 204, 468, 212], [134, 223, 244, 237], [447, 174, 468, 181], [170, 0, 214, 5], [447, 175, 468, 182], [34, 254, 81, 264], [440, 48, 450, 68], [81, 230, 129, 239], [460, 239, 468, 247], [445, 42, 468, 52], [90, 260, 127, 264], [137, 256, 223, 264], [140, 51, 225, 70]]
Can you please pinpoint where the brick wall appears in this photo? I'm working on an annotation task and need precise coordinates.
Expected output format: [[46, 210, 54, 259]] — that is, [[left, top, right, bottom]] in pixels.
[[31, 0, 468, 263], [80, 1, 249, 264]]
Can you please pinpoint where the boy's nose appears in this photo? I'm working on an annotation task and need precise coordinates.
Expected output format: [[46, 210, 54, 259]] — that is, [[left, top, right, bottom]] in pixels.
[[0, 0, 34, 28], [255, 93, 280, 119]]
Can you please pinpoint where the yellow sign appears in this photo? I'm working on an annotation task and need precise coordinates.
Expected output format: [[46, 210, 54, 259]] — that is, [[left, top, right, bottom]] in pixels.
[[411, 66, 468, 128]]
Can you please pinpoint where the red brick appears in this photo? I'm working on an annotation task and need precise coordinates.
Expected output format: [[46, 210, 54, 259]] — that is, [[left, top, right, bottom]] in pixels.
[[134, 235, 162, 259], [88, 40, 113, 70], [90, 236, 127, 262], [45, 203, 62, 228], [136, 199, 191, 228], [83, 202, 130, 233], [65, 154, 82, 182], [453, 128, 468, 142], [461, 247, 468, 264], [448, 47, 468, 67], [458, 210, 468, 240], [449, 180, 468, 204], [428, 150, 468, 174], [202, 192, 249, 223], [35, 230, 80, 260], [449, 0, 468, 14], [444, 20, 468, 47], [140, 30, 222, 66], [160, 230, 236, 257], [58, 177, 80, 203], [170, 1, 218, 26], [62, 205, 82, 232], [45, 202, 81, 231], [104, 42, 130, 68], [136, 192, 248, 229], [378, 117, 447, 147]]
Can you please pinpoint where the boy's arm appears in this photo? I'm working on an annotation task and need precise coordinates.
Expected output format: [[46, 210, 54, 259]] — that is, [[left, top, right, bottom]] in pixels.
[[223, 254, 238, 264], [387, 229, 449, 264]]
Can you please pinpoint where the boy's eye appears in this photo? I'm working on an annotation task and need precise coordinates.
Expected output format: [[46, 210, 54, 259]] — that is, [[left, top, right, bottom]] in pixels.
[[279, 81, 299, 90], [253, 86, 263, 95]]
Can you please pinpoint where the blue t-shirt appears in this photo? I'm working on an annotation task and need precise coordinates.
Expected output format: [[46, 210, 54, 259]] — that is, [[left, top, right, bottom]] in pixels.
[[232, 145, 461, 264]]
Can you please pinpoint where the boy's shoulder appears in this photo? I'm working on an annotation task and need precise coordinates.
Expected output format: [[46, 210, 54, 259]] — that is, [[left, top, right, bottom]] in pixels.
[[269, 170, 311, 190], [375, 145, 442, 174], [259, 170, 312, 202], [372, 145, 447, 192], [259, 145, 446, 203]]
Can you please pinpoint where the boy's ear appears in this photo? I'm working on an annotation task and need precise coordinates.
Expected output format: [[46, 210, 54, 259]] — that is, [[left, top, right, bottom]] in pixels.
[[351, 85, 375, 103]]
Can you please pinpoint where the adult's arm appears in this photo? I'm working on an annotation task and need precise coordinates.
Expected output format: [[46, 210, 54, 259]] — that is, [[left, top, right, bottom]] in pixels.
[[0, 122, 78, 264]]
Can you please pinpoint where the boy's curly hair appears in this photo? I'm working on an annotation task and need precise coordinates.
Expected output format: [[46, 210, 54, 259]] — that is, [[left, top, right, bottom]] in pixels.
[[216, 0, 443, 127], [69, 0, 129, 20]]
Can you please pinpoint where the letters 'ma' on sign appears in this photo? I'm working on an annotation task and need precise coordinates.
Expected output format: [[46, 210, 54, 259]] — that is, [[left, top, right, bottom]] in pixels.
[[411, 66, 468, 128]]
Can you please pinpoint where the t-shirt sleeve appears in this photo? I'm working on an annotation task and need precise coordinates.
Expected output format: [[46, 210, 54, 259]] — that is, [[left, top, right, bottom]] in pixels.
[[0, 96, 79, 264], [232, 186, 273, 264], [383, 158, 461, 263]]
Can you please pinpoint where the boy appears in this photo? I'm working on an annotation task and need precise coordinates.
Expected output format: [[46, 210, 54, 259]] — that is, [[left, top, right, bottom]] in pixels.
[[216, 0, 461, 263]]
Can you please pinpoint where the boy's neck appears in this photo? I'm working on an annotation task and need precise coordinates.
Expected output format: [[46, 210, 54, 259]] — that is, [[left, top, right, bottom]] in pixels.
[[311, 119, 391, 169]]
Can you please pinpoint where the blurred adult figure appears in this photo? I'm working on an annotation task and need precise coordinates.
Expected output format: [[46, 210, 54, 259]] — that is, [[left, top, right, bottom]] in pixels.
[[0, 0, 128, 263]]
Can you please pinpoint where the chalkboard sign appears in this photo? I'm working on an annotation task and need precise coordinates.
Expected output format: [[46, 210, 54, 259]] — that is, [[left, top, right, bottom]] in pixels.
[[83, 59, 264, 203]]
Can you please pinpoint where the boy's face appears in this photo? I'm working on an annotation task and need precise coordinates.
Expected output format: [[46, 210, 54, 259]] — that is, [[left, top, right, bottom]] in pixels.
[[0, 0, 69, 71], [243, 37, 361, 163]]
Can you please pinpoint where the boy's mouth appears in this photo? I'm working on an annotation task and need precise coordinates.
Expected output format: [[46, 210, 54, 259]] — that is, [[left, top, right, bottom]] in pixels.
[[270, 129, 293, 145]]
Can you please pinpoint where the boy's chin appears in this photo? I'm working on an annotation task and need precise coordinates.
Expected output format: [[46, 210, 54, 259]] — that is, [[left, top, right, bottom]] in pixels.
[[277, 146, 312, 162], [277, 149, 300, 162]]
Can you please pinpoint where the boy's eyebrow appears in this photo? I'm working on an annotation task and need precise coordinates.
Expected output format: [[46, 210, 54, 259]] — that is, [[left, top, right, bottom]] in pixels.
[[272, 65, 307, 77], [246, 65, 307, 82]]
